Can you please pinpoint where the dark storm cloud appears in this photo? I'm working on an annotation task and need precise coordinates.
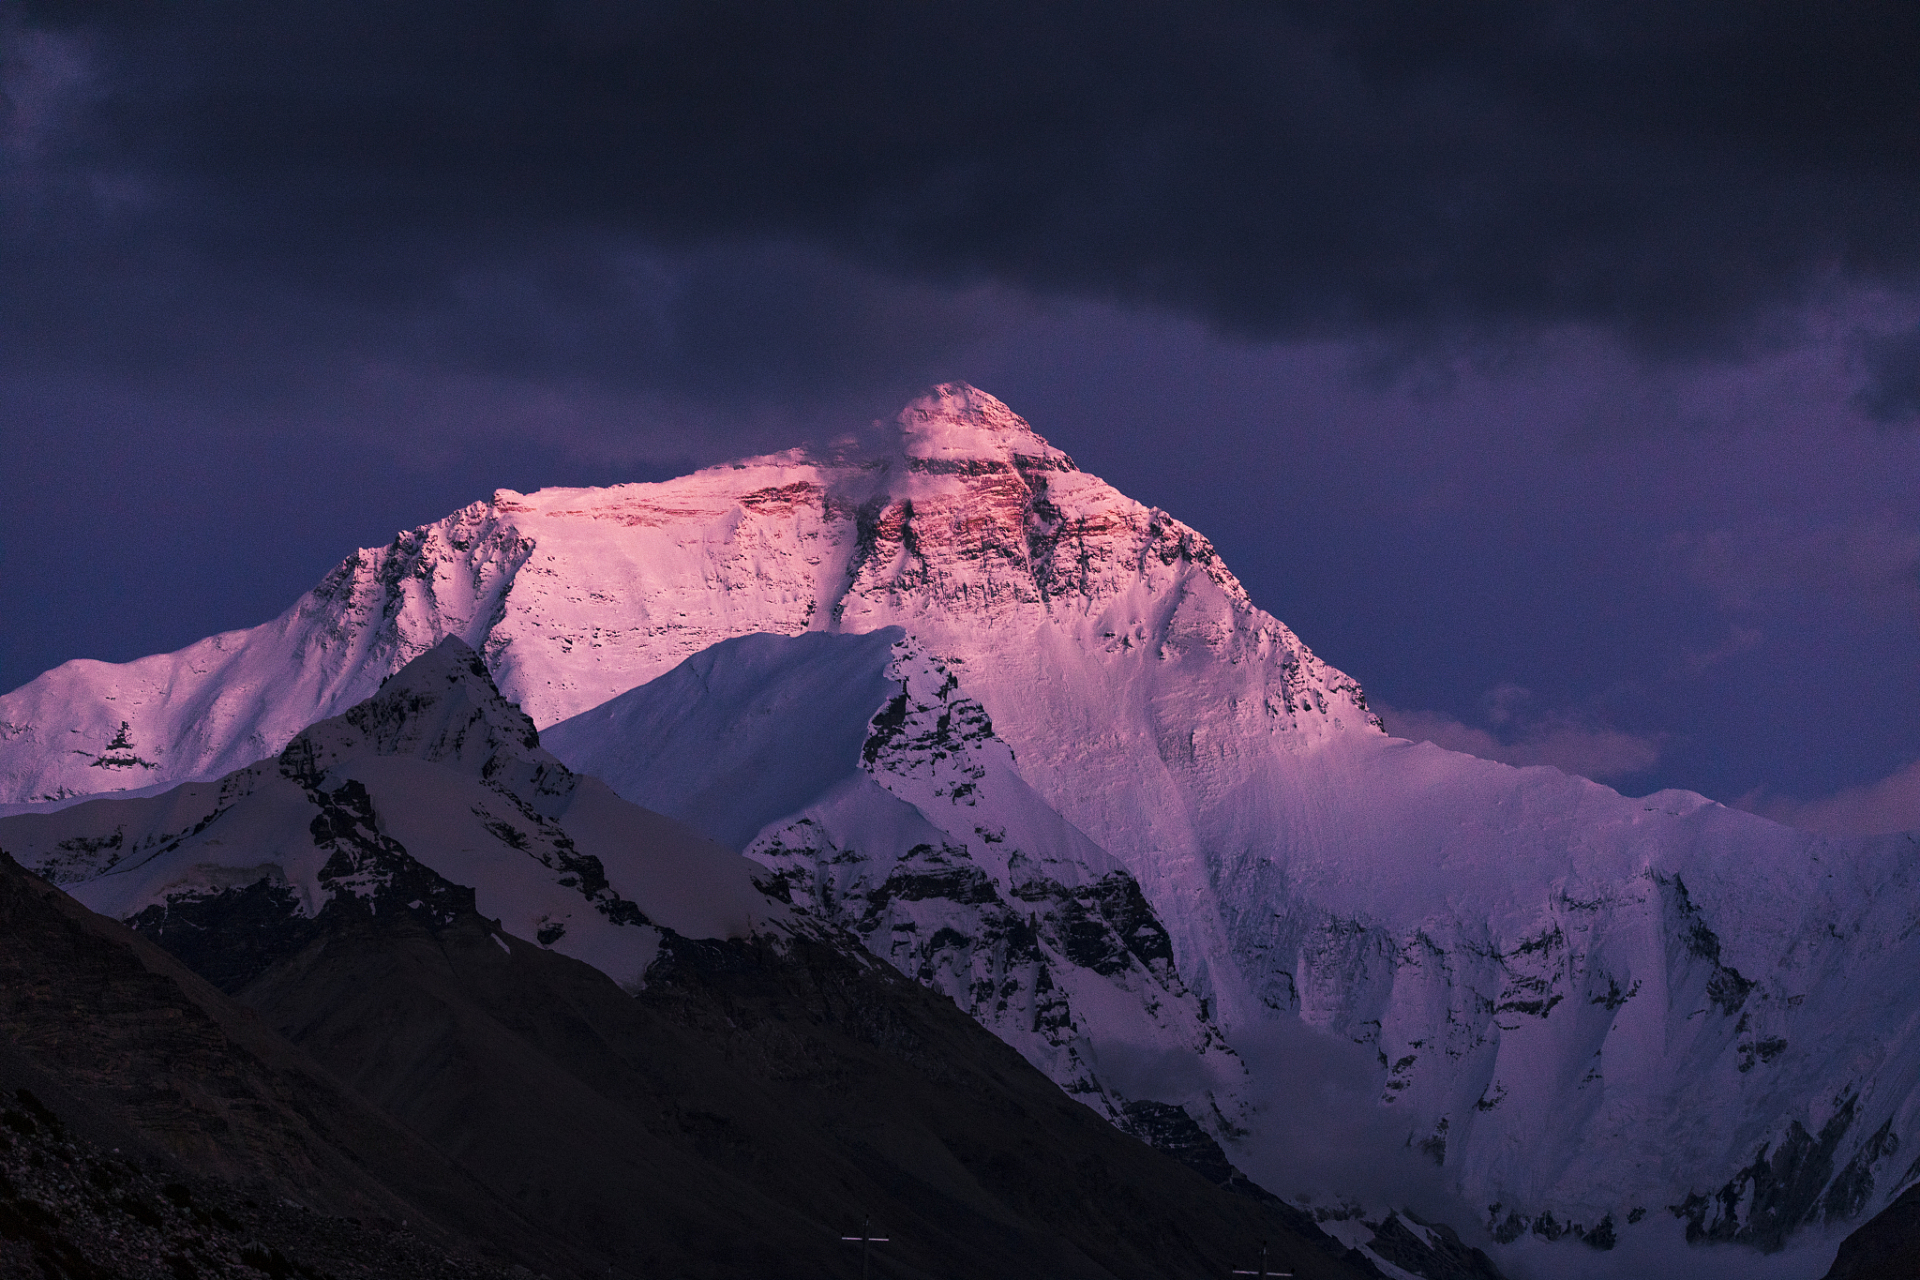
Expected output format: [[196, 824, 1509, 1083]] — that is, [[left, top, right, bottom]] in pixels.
[[7, 0, 1920, 389]]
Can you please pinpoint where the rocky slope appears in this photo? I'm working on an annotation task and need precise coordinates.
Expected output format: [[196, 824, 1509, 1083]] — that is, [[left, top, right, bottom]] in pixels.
[[235, 874, 1381, 1280], [1, 640, 786, 998], [2, 384, 1913, 1272], [0, 843, 581, 1278], [0, 645, 1385, 1280]]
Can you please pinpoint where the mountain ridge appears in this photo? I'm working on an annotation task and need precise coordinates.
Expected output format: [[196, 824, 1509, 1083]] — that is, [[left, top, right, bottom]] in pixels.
[[3, 384, 1911, 1275], [0, 640, 1392, 1280], [0, 382, 1370, 806]]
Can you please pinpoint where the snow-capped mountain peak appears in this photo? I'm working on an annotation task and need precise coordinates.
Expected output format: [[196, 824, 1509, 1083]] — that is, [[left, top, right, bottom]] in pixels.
[[0, 639, 791, 992], [0, 383, 1375, 804], [4, 386, 1910, 1274], [888, 381, 1077, 468]]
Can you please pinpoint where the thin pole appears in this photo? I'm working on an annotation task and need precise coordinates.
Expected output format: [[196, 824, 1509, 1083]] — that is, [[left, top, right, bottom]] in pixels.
[[840, 1214, 891, 1279], [1230, 1238, 1292, 1279]]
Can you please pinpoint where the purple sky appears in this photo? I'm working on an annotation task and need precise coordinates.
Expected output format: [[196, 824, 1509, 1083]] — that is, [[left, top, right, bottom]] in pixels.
[[2, 2, 1916, 831]]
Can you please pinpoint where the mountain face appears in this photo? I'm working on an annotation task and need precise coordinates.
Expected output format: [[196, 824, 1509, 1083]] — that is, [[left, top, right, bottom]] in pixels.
[[2, 384, 1914, 1268], [0, 384, 1370, 808], [0, 644, 1384, 1280], [537, 610, 1920, 1270], [0, 640, 786, 998], [543, 628, 1252, 1154]]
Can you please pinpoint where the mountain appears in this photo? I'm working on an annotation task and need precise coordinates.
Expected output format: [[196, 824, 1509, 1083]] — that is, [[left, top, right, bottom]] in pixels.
[[543, 627, 1253, 1154], [0, 384, 1372, 809], [536, 611, 1920, 1274], [0, 641, 1385, 1280], [2, 384, 1914, 1271], [2, 639, 784, 997]]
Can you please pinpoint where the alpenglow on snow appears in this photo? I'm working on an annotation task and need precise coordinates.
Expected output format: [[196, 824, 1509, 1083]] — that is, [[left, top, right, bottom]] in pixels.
[[3, 384, 1917, 1269]]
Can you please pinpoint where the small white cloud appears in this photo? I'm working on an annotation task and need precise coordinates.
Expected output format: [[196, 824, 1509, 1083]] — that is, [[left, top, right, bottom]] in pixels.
[[1736, 760, 1920, 837], [1376, 699, 1662, 783]]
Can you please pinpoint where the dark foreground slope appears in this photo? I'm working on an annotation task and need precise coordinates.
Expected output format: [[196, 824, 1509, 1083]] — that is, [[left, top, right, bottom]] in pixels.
[[231, 888, 1381, 1280], [0, 844, 1381, 1280], [1824, 1180, 1920, 1279], [0, 848, 577, 1279], [0, 841, 1383, 1280]]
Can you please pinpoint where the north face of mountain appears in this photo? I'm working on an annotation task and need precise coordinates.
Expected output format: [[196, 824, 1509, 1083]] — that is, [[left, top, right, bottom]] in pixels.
[[538, 606, 1920, 1267], [544, 628, 1253, 1154], [0, 383, 1372, 806]]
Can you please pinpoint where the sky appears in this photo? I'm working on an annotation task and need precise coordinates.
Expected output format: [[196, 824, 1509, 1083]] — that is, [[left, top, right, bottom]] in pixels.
[[2, 1, 1916, 833]]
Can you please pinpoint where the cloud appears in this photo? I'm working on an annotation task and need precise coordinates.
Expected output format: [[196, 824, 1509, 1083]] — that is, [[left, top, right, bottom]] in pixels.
[[1376, 691, 1662, 782], [1671, 514, 1920, 613], [1855, 325, 1920, 423], [5, 0, 1920, 383], [1228, 1017, 1482, 1236], [1736, 760, 1920, 837]]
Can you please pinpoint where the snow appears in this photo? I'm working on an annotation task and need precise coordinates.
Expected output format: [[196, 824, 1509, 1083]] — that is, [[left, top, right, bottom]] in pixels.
[[542, 773, 774, 943], [542, 628, 902, 850], [2, 383, 1916, 1269], [550, 627, 1252, 1136], [0, 640, 791, 994]]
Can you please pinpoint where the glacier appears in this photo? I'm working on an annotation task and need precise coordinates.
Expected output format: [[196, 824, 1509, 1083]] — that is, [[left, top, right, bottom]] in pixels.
[[2, 383, 1915, 1274]]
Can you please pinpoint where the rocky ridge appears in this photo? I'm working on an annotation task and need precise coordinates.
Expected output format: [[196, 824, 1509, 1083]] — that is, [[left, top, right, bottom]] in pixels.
[[0, 640, 788, 997], [0, 648, 1387, 1280]]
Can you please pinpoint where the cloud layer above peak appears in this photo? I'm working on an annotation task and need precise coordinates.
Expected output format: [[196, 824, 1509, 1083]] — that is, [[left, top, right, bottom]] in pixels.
[[8, 0, 1920, 374]]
